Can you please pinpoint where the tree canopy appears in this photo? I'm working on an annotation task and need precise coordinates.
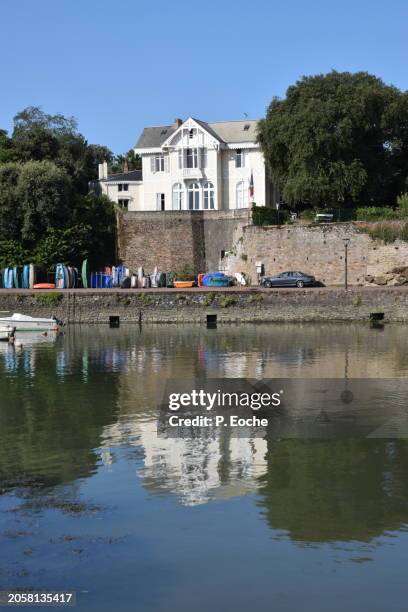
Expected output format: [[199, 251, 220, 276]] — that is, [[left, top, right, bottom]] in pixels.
[[258, 71, 408, 208], [0, 106, 119, 270]]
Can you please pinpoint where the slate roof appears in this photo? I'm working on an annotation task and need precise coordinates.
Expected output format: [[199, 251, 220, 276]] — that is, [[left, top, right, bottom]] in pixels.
[[134, 119, 259, 148], [135, 125, 178, 149], [103, 169, 142, 182]]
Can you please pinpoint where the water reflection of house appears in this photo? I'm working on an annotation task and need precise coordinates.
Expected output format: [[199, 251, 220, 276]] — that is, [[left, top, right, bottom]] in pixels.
[[102, 418, 267, 506]]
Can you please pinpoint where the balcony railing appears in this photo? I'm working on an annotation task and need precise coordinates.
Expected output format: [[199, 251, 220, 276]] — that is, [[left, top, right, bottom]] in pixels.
[[182, 167, 203, 179]]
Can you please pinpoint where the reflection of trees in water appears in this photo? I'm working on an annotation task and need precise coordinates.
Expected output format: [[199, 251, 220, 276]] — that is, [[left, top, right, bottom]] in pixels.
[[0, 343, 120, 493], [256, 439, 408, 542]]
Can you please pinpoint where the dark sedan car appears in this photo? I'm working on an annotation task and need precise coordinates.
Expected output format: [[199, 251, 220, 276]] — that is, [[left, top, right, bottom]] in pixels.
[[261, 271, 315, 288]]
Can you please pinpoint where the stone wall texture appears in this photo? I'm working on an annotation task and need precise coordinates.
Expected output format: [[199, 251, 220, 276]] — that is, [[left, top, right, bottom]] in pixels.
[[1, 287, 408, 323], [117, 209, 250, 274], [117, 212, 408, 286], [224, 222, 408, 286]]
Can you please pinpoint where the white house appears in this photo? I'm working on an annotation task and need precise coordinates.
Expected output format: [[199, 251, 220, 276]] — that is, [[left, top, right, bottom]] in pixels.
[[98, 116, 279, 211]]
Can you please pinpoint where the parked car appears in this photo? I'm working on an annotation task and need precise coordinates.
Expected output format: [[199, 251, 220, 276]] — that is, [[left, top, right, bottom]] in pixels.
[[261, 271, 315, 288]]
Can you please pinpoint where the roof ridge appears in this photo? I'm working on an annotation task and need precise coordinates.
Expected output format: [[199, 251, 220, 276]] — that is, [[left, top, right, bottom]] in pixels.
[[142, 124, 176, 129], [208, 119, 259, 124]]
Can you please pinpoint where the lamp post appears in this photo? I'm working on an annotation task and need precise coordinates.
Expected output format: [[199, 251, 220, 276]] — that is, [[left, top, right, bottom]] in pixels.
[[342, 238, 350, 290]]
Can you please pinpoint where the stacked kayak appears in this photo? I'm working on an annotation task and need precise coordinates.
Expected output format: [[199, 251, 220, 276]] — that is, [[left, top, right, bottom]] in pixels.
[[22, 264, 36, 288], [3, 267, 14, 288], [13, 266, 23, 289], [112, 265, 130, 287], [202, 273, 231, 287], [55, 264, 79, 288], [90, 272, 113, 288]]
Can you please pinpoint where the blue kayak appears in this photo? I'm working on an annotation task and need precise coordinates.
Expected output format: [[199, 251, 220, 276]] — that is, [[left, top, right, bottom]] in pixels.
[[202, 273, 231, 287]]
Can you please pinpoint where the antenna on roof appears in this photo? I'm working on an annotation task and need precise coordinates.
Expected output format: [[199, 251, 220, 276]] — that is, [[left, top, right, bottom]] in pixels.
[[243, 112, 248, 118]]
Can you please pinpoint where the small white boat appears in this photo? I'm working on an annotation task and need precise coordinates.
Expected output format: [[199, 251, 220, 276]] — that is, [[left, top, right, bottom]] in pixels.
[[0, 313, 61, 331], [0, 325, 16, 342]]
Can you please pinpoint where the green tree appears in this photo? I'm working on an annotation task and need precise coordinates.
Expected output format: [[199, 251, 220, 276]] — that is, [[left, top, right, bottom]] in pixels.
[[0, 129, 14, 163], [0, 163, 23, 239], [11, 106, 114, 193], [111, 149, 142, 174], [17, 160, 72, 243], [0, 240, 28, 268], [71, 193, 116, 267], [258, 71, 408, 208]]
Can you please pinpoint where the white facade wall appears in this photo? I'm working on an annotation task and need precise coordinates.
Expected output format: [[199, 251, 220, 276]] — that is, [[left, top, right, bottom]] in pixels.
[[98, 117, 280, 212], [221, 148, 266, 210], [138, 143, 269, 210], [101, 181, 143, 212]]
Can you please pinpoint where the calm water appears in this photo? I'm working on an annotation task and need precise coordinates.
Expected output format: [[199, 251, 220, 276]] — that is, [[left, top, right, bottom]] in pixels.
[[1, 323, 408, 611]]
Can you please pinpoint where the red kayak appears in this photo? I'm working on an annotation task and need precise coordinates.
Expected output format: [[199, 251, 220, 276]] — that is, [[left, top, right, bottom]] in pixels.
[[33, 283, 56, 290]]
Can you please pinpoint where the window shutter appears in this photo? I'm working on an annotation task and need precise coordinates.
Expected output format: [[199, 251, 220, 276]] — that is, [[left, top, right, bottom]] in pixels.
[[164, 155, 169, 172], [150, 156, 155, 173]]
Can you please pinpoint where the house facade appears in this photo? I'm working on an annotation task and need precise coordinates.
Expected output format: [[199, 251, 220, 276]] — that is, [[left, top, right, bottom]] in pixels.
[[98, 117, 279, 212]]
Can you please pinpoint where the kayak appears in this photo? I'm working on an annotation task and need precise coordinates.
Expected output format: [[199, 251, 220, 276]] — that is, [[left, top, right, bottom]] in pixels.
[[33, 283, 56, 289], [82, 259, 89, 288], [174, 281, 195, 288]]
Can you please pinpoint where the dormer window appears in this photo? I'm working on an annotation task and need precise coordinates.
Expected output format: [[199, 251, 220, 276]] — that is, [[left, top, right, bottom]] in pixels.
[[235, 149, 244, 168]]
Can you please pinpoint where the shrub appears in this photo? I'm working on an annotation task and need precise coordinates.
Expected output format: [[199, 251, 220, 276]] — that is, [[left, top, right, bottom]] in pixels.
[[219, 296, 236, 308], [355, 206, 398, 221], [35, 292, 62, 306], [0, 240, 28, 267], [359, 221, 408, 243], [203, 292, 216, 306], [397, 193, 408, 217], [252, 205, 289, 226]]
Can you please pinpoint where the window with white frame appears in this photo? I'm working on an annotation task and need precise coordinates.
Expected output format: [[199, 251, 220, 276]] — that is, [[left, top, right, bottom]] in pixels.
[[151, 154, 168, 173], [236, 181, 248, 209], [172, 183, 184, 210], [203, 182, 215, 210], [186, 148, 198, 168], [200, 148, 207, 168], [188, 182, 200, 210], [235, 149, 244, 168], [156, 193, 165, 211], [118, 199, 128, 210], [118, 183, 129, 191]]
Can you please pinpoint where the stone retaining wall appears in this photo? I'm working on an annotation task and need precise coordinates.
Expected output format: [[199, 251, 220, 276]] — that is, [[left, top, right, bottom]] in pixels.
[[224, 222, 408, 286], [1, 287, 407, 323], [117, 211, 408, 287]]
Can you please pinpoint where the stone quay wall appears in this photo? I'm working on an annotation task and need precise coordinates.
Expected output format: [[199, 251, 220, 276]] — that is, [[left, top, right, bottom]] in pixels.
[[0, 287, 408, 324]]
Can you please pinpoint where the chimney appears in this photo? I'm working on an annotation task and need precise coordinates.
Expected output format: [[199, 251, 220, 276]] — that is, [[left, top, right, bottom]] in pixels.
[[98, 161, 108, 180], [174, 118, 182, 128]]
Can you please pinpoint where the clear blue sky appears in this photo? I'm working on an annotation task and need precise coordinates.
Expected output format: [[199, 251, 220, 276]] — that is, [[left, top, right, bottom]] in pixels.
[[1, 0, 407, 154]]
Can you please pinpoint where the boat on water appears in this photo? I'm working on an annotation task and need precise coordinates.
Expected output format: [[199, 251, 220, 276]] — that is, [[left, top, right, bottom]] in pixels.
[[0, 313, 62, 331], [0, 325, 16, 342]]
